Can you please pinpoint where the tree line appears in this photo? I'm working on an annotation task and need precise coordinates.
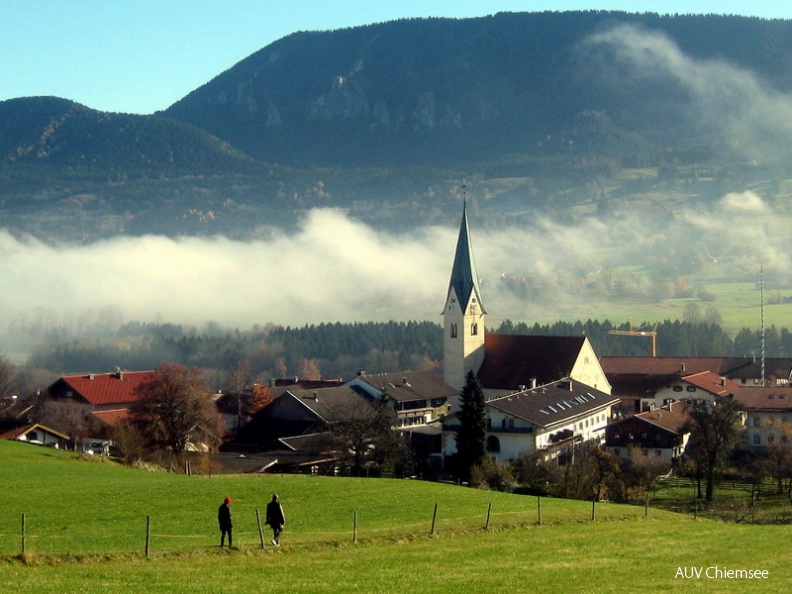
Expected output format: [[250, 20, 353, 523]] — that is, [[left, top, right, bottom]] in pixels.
[[17, 317, 792, 388]]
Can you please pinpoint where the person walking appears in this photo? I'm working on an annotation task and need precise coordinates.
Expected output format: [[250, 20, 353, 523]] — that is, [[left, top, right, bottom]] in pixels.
[[265, 493, 285, 546], [218, 496, 233, 548]]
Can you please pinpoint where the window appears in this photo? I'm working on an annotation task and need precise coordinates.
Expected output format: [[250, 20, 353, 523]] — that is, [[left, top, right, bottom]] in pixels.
[[768, 434, 775, 444], [686, 386, 696, 392], [753, 434, 761, 445], [471, 323, 478, 336], [753, 418, 761, 428], [673, 385, 683, 392], [487, 436, 501, 453], [450, 323, 458, 338]]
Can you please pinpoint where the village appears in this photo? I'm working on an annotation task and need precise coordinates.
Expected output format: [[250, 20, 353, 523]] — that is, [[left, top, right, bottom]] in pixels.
[[1, 205, 789, 494]]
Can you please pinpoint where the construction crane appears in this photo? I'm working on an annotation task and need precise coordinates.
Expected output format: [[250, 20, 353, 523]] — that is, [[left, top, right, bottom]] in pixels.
[[609, 322, 658, 357]]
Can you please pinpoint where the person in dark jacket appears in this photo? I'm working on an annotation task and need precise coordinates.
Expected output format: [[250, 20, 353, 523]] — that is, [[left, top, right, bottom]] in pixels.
[[218, 497, 233, 547], [265, 493, 285, 546]]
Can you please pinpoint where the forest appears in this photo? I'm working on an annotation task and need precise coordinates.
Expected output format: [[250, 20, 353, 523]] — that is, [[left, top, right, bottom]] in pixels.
[[16, 317, 790, 391]]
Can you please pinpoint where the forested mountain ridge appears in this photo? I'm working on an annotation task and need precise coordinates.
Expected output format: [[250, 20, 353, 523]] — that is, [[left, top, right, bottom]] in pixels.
[[163, 11, 792, 168], [4, 12, 792, 241]]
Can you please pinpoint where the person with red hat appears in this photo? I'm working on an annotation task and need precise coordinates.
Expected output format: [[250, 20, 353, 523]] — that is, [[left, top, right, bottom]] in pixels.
[[218, 497, 233, 548]]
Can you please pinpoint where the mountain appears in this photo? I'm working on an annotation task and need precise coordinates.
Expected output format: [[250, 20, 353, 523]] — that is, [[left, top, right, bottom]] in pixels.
[[5, 11, 792, 241], [162, 11, 792, 168], [0, 96, 255, 174]]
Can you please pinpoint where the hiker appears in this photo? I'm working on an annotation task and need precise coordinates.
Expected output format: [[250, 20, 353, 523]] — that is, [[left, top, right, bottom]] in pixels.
[[265, 493, 285, 546], [218, 496, 233, 547]]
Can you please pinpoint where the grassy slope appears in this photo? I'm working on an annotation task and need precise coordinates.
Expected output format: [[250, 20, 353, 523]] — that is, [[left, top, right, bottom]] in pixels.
[[1, 441, 788, 593]]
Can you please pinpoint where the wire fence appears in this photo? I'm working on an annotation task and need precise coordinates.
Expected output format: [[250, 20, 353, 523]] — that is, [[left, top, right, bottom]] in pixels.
[[1, 496, 651, 560]]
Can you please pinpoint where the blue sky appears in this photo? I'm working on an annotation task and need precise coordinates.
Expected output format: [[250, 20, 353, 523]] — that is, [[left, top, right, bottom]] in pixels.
[[3, 1, 792, 114]]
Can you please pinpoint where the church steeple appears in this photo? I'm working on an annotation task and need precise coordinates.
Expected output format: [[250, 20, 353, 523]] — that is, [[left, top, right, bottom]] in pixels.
[[447, 201, 486, 316], [443, 202, 486, 389]]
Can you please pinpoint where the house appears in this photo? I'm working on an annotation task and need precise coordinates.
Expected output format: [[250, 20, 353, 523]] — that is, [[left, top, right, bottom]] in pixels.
[[643, 371, 738, 412], [441, 379, 618, 465], [345, 370, 457, 428], [46, 370, 156, 413], [0, 420, 69, 448], [601, 356, 792, 415], [605, 401, 693, 463], [227, 385, 380, 451], [733, 385, 792, 450]]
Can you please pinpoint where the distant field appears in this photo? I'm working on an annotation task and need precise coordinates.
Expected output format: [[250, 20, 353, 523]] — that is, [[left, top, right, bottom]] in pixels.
[[1, 442, 789, 593]]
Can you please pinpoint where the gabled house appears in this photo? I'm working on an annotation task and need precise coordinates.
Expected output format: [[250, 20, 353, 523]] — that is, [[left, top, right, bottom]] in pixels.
[[605, 401, 693, 463], [46, 370, 157, 413], [441, 379, 618, 465], [645, 371, 738, 412], [345, 370, 457, 428], [0, 420, 69, 448], [733, 385, 792, 450], [228, 385, 380, 451]]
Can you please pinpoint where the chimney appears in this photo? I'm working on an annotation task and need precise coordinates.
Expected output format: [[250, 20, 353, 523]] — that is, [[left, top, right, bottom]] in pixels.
[[530, 378, 538, 389], [312, 391, 318, 402], [89, 373, 95, 380], [402, 377, 408, 385], [680, 362, 686, 372]]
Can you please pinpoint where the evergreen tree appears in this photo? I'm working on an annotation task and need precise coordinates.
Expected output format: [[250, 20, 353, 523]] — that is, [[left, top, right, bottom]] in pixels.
[[454, 369, 488, 482]]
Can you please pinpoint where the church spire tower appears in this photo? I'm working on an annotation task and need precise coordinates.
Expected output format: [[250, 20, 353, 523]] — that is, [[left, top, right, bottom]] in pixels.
[[443, 201, 486, 389]]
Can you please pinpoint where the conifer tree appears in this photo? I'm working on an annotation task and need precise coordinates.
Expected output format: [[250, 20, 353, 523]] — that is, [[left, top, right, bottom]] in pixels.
[[455, 369, 488, 482]]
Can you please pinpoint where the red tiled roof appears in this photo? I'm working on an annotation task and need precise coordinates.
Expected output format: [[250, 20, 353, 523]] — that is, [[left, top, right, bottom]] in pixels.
[[681, 371, 737, 396], [600, 357, 727, 376], [56, 371, 157, 406], [478, 334, 586, 390], [733, 386, 792, 411], [635, 402, 693, 433], [91, 409, 131, 427]]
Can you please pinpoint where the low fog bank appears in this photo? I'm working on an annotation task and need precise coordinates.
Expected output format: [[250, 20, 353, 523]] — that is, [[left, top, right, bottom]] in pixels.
[[1, 192, 789, 353]]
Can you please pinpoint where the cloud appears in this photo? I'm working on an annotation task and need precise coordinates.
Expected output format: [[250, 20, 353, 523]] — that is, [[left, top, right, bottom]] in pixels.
[[582, 23, 792, 162], [720, 191, 771, 213]]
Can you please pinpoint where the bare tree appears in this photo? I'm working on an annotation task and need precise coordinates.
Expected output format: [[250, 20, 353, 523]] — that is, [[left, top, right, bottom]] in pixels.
[[0, 354, 18, 400], [130, 362, 224, 470], [684, 397, 744, 504]]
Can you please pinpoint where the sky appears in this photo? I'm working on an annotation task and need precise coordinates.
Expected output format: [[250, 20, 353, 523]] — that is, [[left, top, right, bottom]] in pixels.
[[3, 0, 792, 115]]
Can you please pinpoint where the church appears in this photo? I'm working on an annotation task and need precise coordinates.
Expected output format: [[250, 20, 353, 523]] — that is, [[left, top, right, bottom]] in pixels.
[[440, 204, 618, 464]]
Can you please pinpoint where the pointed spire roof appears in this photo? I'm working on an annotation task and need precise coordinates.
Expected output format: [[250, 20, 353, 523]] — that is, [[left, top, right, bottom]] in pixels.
[[447, 202, 485, 313]]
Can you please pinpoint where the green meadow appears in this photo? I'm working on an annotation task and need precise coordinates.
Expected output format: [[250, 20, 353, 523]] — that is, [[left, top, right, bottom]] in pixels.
[[1, 441, 789, 593]]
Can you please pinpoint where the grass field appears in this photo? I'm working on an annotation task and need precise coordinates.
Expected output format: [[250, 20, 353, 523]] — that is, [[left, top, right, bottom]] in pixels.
[[1, 441, 789, 593]]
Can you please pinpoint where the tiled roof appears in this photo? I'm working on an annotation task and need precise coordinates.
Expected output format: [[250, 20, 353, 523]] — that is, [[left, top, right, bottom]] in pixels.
[[681, 371, 737, 396], [353, 369, 458, 403], [287, 386, 378, 423], [634, 402, 693, 433], [485, 380, 618, 428], [600, 357, 727, 377], [478, 334, 586, 390], [91, 409, 130, 427], [53, 371, 157, 406], [733, 386, 792, 411]]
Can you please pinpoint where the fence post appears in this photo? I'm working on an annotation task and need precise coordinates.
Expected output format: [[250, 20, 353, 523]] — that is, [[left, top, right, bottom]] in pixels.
[[485, 503, 492, 530], [353, 510, 358, 544], [21, 513, 26, 556], [537, 496, 542, 525], [644, 492, 649, 518], [256, 509, 265, 548], [591, 497, 596, 521], [430, 503, 438, 535], [145, 515, 151, 557]]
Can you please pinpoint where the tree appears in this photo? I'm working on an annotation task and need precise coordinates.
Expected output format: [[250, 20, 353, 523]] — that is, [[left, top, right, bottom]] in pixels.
[[454, 370, 487, 482], [0, 354, 18, 399], [325, 394, 406, 476], [762, 420, 792, 499], [684, 397, 744, 504], [130, 362, 224, 470]]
